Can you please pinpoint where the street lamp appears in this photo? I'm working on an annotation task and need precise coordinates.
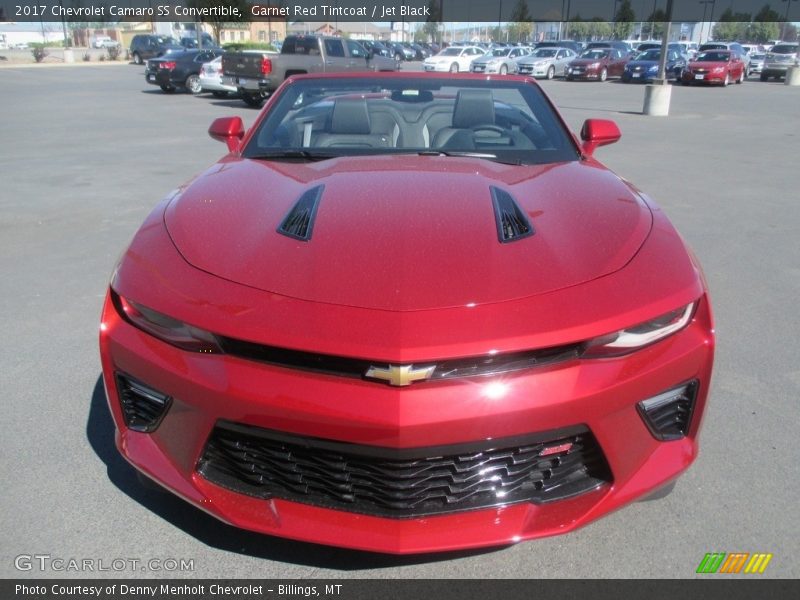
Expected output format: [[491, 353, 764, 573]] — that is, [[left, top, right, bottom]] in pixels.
[[781, 0, 799, 41], [698, 0, 713, 43]]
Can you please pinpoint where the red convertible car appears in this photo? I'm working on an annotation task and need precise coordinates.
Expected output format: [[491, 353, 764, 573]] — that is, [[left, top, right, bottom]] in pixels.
[[99, 72, 714, 554], [566, 48, 630, 81], [682, 49, 746, 86]]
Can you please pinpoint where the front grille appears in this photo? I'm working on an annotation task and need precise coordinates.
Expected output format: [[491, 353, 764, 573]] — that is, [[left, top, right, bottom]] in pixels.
[[197, 422, 612, 518], [518, 65, 533, 74], [115, 373, 172, 432]]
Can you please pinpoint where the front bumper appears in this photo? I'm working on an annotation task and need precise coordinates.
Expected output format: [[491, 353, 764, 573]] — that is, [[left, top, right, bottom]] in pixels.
[[566, 68, 601, 80], [199, 76, 237, 94], [100, 293, 713, 554], [423, 63, 450, 72], [762, 64, 792, 77], [682, 70, 727, 84]]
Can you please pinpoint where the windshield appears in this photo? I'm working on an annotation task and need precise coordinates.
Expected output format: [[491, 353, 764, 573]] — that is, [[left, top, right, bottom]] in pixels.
[[695, 51, 730, 62], [488, 49, 509, 57], [533, 49, 558, 58], [243, 77, 579, 166], [636, 50, 661, 61], [580, 50, 609, 60], [771, 44, 798, 54], [440, 48, 462, 56]]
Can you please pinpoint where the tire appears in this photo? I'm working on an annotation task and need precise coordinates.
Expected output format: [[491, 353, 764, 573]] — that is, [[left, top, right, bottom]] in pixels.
[[639, 481, 676, 502], [499, 64, 508, 75], [737, 69, 744, 84], [185, 74, 202, 94], [546, 65, 555, 80], [760, 72, 768, 82], [449, 62, 459, 73], [722, 72, 730, 86], [395, 53, 403, 62], [159, 85, 175, 93], [133, 52, 142, 65], [212, 91, 228, 98], [241, 93, 264, 108], [136, 470, 164, 492], [599, 67, 608, 82]]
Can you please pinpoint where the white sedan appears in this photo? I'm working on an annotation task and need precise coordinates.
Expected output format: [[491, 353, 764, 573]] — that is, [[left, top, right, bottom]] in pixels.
[[423, 46, 485, 73], [199, 56, 238, 97]]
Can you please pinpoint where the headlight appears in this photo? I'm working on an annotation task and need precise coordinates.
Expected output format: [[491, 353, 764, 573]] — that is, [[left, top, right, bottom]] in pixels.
[[582, 303, 696, 358], [648, 65, 659, 72], [113, 291, 222, 353], [712, 66, 725, 73], [589, 62, 601, 69]]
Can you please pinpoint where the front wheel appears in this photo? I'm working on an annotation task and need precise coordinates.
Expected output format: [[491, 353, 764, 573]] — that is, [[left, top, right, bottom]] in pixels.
[[499, 64, 508, 75], [760, 72, 768, 82], [185, 74, 202, 94], [737, 69, 745, 84], [546, 65, 555, 80], [599, 67, 608, 82], [449, 62, 459, 73], [723, 72, 730, 87], [159, 84, 175, 93], [133, 52, 142, 65]]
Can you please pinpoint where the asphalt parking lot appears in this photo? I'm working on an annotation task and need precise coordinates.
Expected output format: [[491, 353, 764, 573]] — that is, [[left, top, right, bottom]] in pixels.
[[1, 62, 799, 579]]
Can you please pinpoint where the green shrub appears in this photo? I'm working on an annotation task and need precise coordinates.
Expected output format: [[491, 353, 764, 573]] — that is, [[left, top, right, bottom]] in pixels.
[[31, 43, 48, 63], [107, 45, 121, 60]]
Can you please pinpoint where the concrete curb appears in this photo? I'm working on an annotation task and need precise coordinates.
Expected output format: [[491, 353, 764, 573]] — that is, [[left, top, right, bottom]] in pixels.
[[0, 60, 134, 69]]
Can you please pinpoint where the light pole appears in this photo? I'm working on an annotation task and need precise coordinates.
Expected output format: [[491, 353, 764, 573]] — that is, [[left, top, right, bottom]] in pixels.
[[781, 0, 799, 41], [698, 0, 713, 43]]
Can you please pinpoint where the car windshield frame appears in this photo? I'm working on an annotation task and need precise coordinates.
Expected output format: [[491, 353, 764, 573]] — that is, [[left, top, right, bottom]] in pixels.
[[580, 50, 610, 60], [636, 50, 662, 61], [532, 49, 558, 58], [241, 76, 581, 167]]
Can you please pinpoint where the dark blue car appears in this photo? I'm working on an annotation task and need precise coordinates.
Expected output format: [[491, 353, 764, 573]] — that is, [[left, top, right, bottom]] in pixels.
[[621, 49, 686, 82]]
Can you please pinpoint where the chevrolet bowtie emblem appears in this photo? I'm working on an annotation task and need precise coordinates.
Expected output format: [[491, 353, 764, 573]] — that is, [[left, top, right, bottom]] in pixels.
[[364, 364, 436, 386]]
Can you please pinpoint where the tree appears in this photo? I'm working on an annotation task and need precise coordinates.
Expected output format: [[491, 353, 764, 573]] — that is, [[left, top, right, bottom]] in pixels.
[[754, 4, 780, 21], [507, 0, 533, 43], [613, 0, 635, 40], [421, 0, 442, 43], [746, 21, 780, 42], [713, 20, 747, 41], [186, 0, 251, 45], [646, 8, 668, 40]]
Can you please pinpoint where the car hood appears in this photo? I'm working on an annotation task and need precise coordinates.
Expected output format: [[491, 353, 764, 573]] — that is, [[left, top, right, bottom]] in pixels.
[[627, 60, 660, 68], [164, 156, 652, 311]]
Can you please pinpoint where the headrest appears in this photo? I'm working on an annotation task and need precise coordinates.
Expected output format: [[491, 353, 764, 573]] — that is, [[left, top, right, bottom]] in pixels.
[[330, 99, 372, 135], [452, 90, 495, 129]]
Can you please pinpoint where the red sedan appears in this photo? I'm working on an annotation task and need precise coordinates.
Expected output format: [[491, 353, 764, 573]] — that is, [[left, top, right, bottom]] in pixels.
[[682, 50, 746, 85], [99, 72, 714, 554], [566, 48, 630, 81]]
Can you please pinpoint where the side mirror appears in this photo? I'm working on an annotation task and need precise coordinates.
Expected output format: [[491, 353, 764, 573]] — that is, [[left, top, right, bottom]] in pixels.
[[208, 116, 245, 152], [580, 118, 621, 157]]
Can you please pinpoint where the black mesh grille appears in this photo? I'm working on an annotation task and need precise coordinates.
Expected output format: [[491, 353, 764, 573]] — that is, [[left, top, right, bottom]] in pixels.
[[637, 381, 698, 441], [490, 186, 534, 243], [115, 373, 172, 433], [197, 422, 611, 518]]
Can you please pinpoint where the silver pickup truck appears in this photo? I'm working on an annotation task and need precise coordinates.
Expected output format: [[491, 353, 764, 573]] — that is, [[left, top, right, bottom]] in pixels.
[[222, 35, 400, 107]]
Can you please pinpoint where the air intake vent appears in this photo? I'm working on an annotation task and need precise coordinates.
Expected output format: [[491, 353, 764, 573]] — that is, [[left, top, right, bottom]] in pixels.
[[115, 373, 172, 433], [490, 186, 534, 243], [277, 185, 324, 241], [637, 380, 698, 441], [198, 422, 612, 518]]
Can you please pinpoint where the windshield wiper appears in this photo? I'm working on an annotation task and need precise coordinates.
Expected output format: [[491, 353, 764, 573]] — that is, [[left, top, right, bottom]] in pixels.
[[247, 150, 338, 162], [417, 150, 526, 166]]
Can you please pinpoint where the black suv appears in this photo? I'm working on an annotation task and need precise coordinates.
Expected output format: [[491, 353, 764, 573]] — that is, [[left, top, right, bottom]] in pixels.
[[130, 34, 182, 65]]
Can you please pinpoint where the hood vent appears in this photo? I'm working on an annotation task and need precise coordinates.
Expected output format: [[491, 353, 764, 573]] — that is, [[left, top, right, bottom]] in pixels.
[[490, 186, 534, 243], [277, 185, 324, 241]]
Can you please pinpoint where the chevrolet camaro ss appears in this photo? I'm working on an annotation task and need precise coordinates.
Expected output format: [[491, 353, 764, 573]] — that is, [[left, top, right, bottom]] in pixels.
[[99, 72, 714, 554]]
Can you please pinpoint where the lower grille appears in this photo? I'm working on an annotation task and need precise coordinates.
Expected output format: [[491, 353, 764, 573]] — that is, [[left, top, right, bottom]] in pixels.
[[115, 373, 172, 433], [197, 422, 611, 518]]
